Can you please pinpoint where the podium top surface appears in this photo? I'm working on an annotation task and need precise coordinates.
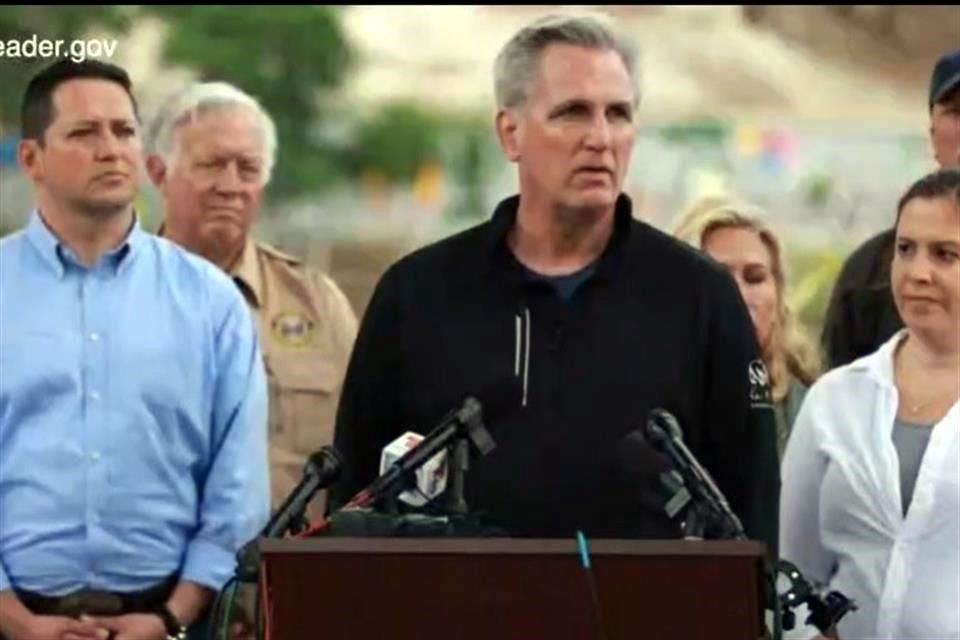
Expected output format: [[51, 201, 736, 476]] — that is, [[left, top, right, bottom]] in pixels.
[[259, 537, 765, 557]]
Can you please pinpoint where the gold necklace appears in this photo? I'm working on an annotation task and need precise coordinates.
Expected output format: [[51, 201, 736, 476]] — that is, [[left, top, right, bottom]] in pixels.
[[897, 338, 960, 415], [904, 385, 960, 414]]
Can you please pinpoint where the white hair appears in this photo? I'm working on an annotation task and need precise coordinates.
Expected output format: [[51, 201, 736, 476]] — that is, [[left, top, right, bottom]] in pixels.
[[146, 81, 277, 186], [494, 13, 641, 110]]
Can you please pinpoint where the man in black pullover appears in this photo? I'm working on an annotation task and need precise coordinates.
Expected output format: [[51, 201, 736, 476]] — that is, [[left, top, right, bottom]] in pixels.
[[328, 13, 780, 554]]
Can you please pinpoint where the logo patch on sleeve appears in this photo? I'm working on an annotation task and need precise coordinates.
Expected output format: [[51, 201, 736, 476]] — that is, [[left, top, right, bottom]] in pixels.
[[748, 359, 773, 407]]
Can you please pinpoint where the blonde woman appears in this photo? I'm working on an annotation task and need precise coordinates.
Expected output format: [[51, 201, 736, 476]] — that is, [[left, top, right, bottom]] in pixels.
[[674, 198, 821, 457]]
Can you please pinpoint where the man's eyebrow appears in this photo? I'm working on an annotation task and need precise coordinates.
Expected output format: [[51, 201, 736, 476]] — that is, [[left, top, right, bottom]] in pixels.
[[548, 99, 588, 116], [64, 118, 137, 127]]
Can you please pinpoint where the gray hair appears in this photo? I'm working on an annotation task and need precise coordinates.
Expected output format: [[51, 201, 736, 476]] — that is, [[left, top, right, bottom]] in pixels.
[[146, 81, 277, 186], [493, 13, 641, 110]]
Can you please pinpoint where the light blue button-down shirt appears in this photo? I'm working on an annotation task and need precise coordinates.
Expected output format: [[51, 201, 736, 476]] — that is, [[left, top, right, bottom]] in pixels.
[[0, 211, 270, 596]]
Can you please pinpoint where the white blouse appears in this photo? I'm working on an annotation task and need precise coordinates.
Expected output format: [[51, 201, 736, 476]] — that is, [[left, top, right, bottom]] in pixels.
[[779, 330, 960, 640]]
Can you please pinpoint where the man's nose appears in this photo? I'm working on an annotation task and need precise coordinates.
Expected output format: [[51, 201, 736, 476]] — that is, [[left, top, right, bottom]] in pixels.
[[214, 162, 245, 193], [584, 114, 612, 150], [94, 130, 122, 160]]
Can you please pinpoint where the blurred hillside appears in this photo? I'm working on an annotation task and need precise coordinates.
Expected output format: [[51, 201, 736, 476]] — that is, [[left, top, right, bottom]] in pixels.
[[340, 5, 956, 127], [1, 5, 957, 327]]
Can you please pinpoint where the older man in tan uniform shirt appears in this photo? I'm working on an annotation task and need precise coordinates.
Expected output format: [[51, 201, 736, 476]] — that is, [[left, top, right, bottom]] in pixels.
[[146, 81, 357, 524], [231, 238, 356, 520]]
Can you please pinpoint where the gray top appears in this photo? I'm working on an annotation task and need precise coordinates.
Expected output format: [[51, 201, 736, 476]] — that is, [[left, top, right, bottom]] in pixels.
[[892, 418, 934, 516], [775, 379, 809, 461]]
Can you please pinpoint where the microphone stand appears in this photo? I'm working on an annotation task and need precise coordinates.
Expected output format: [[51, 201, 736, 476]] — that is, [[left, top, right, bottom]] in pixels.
[[681, 502, 709, 540], [438, 399, 492, 516], [641, 411, 856, 640], [656, 471, 856, 640], [442, 438, 470, 515], [218, 447, 340, 640], [657, 469, 707, 540]]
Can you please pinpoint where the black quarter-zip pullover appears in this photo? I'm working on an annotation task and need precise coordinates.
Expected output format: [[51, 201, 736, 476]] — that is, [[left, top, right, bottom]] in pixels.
[[329, 194, 780, 554]]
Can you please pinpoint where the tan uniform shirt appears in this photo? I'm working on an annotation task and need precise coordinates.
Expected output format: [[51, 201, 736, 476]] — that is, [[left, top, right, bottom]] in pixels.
[[230, 239, 357, 522]]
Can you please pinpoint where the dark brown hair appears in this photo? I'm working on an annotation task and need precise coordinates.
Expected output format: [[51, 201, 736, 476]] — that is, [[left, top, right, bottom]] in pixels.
[[20, 58, 138, 145]]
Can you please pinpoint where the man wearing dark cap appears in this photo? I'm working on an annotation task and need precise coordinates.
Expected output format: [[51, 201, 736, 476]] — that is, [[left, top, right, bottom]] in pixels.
[[821, 48, 960, 369]]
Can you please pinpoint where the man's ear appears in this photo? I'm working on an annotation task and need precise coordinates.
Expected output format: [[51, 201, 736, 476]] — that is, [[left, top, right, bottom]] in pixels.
[[495, 108, 521, 163], [145, 154, 167, 188], [17, 139, 43, 182]]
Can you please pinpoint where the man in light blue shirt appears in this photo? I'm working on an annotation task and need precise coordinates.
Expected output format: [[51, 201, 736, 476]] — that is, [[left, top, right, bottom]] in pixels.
[[0, 60, 269, 640]]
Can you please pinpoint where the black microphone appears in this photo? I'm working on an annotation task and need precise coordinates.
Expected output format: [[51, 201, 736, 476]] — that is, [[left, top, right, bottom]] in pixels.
[[618, 428, 695, 539], [264, 446, 342, 538], [347, 398, 489, 510], [644, 409, 746, 540], [235, 446, 342, 582], [345, 379, 520, 511]]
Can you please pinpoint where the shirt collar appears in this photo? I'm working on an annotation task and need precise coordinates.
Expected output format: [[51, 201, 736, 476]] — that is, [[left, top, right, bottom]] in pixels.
[[25, 208, 145, 278], [230, 237, 263, 308], [483, 192, 634, 284], [851, 328, 909, 387], [155, 222, 258, 306]]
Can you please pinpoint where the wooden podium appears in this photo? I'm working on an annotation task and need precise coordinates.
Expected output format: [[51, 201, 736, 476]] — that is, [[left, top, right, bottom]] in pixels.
[[258, 537, 766, 639]]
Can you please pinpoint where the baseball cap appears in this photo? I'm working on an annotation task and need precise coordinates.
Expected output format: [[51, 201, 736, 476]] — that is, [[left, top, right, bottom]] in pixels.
[[930, 48, 960, 108]]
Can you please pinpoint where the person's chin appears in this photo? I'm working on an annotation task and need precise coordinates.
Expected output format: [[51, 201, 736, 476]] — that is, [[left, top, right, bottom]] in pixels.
[[903, 307, 950, 332], [935, 145, 960, 168], [569, 188, 618, 211], [203, 219, 246, 244], [80, 193, 135, 216]]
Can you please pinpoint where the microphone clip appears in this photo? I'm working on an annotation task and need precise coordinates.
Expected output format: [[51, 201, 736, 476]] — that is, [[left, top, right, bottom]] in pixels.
[[770, 559, 858, 638]]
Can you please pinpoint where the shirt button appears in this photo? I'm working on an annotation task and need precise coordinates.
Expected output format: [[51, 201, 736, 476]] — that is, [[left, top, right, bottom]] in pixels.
[[89, 332, 100, 342], [90, 451, 101, 462], [89, 391, 100, 401]]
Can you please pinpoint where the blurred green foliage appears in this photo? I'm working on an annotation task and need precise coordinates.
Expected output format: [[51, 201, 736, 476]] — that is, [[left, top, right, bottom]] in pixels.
[[656, 118, 729, 145], [347, 102, 443, 183], [800, 172, 836, 208], [445, 116, 500, 220], [785, 243, 847, 341], [0, 6, 498, 211], [140, 6, 352, 202]]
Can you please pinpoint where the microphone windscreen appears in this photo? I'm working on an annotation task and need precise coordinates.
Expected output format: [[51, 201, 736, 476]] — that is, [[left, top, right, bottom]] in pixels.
[[474, 377, 523, 425], [616, 428, 687, 537], [305, 445, 343, 482], [619, 429, 673, 488], [645, 408, 683, 446]]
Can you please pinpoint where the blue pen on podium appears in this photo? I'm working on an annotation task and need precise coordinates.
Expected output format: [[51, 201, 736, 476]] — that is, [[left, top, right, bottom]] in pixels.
[[576, 530, 609, 640], [576, 530, 591, 568]]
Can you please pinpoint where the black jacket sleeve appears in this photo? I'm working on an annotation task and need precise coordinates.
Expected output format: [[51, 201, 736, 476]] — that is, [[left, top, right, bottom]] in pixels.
[[327, 264, 405, 512], [701, 268, 780, 559]]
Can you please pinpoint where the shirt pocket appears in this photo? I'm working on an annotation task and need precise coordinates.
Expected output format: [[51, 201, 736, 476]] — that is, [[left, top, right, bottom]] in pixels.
[[266, 351, 342, 455]]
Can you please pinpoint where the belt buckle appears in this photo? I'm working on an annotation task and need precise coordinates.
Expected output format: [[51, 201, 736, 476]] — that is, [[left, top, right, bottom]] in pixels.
[[60, 589, 123, 618]]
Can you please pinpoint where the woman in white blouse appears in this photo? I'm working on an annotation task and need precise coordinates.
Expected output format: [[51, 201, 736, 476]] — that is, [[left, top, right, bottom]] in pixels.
[[780, 168, 960, 640]]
